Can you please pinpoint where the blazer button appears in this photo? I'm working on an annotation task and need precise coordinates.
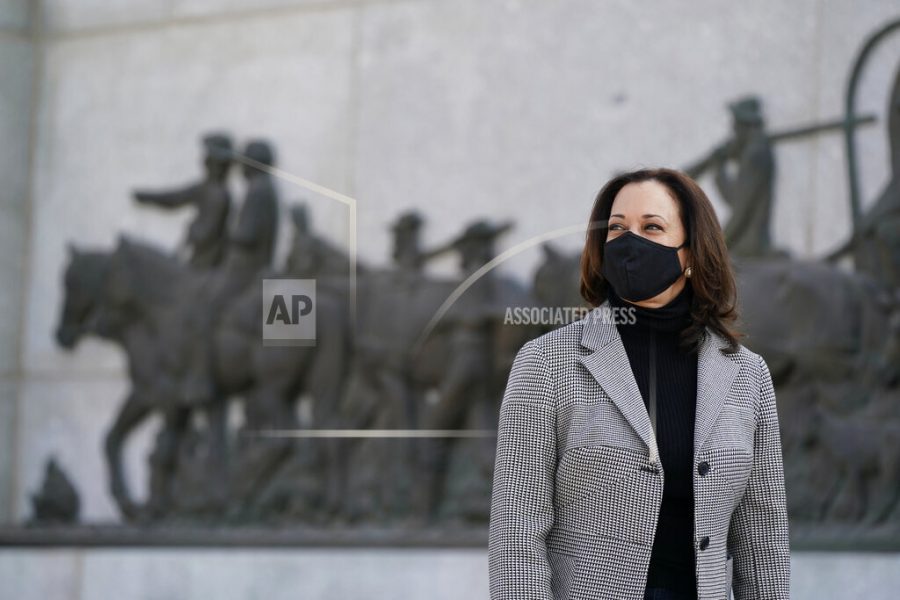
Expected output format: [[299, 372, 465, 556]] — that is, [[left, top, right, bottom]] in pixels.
[[699, 536, 710, 550], [697, 461, 710, 476]]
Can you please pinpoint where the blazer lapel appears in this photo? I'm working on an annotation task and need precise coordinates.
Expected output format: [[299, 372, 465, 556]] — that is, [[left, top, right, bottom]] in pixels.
[[577, 300, 741, 466], [693, 319, 740, 461], [578, 302, 660, 464]]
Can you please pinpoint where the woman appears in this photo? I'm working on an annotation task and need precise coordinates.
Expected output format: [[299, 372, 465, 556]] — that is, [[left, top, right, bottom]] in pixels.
[[488, 168, 790, 600]]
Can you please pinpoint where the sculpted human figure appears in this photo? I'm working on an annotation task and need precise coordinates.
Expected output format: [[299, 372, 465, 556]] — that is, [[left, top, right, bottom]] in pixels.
[[285, 203, 352, 279], [415, 220, 513, 521], [229, 140, 280, 276], [686, 96, 778, 259], [134, 132, 233, 268], [183, 140, 281, 407]]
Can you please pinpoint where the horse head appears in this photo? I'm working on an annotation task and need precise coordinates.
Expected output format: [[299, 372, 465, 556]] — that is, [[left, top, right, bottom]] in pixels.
[[56, 242, 114, 349], [56, 235, 190, 350]]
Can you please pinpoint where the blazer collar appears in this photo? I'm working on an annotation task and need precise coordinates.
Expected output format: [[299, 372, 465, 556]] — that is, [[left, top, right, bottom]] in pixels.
[[577, 300, 740, 466]]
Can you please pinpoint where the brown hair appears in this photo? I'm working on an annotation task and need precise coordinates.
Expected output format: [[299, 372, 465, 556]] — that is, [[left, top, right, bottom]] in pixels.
[[579, 167, 743, 354]]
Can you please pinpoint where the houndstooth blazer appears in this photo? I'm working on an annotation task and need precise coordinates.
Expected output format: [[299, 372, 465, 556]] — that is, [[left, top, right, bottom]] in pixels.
[[488, 301, 791, 600]]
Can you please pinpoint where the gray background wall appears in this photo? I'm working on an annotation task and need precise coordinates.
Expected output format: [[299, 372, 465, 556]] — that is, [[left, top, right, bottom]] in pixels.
[[1, 0, 36, 527], [0, 0, 900, 598], [1, 2, 899, 596]]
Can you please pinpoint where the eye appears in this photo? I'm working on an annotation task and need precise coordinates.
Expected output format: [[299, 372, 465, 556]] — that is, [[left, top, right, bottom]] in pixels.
[[609, 223, 624, 231], [645, 223, 663, 231]]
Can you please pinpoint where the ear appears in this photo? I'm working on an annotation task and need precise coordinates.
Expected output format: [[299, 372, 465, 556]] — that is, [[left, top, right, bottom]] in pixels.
[[681, 247, 693, 274]]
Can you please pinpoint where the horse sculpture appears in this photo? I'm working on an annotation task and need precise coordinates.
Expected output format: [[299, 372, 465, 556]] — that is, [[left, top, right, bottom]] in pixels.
[[55, 236, 352, 521]]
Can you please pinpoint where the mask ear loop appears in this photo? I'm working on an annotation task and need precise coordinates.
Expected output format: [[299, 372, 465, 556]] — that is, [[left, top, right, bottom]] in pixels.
[[676, 240, 690, 277]]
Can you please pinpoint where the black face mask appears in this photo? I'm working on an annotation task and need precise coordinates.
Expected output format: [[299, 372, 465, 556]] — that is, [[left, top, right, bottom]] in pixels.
[[601, 230, 688, 302]]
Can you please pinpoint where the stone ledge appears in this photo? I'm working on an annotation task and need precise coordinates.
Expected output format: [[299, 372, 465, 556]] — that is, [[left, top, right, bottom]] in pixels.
[[2, 522, 900, 551], [0, 523, 489, 548]]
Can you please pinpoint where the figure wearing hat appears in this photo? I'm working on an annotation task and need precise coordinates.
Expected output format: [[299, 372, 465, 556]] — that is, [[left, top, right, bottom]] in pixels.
[[228, 139, 280, 275], [178, 140, 280, 420], [134, 132, 234, 269], [686, 95, 778, 259], [390, 210, 442, 273], [413, 218, 515, 281], [285, 202, 352, 279], [445, 219, 513, 276], [414, 219, 514, 521], [721, 96, 776, 257]]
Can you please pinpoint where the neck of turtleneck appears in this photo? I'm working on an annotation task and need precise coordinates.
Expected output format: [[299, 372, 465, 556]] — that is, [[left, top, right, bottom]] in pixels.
[[606, 282, 694, 334]]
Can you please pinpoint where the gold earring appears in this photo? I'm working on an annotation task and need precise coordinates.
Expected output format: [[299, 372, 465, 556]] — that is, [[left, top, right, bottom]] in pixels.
[[685, 266, 692, 278]]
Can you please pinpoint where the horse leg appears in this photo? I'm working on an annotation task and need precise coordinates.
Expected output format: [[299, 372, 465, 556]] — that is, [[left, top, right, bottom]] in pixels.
[[365, 366, 421, 521], [146, 407, 190, 519], [415, 357, 479, 522], [863, 433, 900, 525], [231, 383, 294, 509], [336, 368, 382, 523], [104, 392, 152, 521], [204, 398, 230, 512], [305, 346, 353, 521]]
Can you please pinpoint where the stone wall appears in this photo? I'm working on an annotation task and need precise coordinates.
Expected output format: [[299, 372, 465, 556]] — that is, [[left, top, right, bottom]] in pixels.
[[4, 0, 900, 525], [1, 0, 35, 526]]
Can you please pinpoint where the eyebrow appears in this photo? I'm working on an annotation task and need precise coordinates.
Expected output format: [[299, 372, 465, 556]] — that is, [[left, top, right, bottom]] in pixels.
[[610, 213, 669, 223]]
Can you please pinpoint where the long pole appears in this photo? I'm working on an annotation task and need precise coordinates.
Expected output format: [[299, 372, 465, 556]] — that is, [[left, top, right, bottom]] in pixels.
[[844, 18, 900, 230]]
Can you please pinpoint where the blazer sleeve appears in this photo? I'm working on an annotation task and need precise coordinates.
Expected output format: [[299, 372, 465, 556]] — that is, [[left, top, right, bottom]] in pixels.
[[488, 339, 558, 600], [727, 354, 792, 599]]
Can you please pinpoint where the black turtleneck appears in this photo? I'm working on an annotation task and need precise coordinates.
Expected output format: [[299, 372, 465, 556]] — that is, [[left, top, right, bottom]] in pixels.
[[607, 282, 699, 598]]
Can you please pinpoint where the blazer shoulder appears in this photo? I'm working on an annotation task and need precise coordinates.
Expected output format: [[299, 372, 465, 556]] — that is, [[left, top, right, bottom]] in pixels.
[[726, 343, 776, 417], [733, 343, 757, 363], [525, 318, 585, 358], [720, 339, 765, 372], [730, 343, 771, 378]]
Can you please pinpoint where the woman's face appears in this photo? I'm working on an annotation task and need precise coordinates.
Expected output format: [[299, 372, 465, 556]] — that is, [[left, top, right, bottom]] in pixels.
[[606, 180, 691, 308]]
